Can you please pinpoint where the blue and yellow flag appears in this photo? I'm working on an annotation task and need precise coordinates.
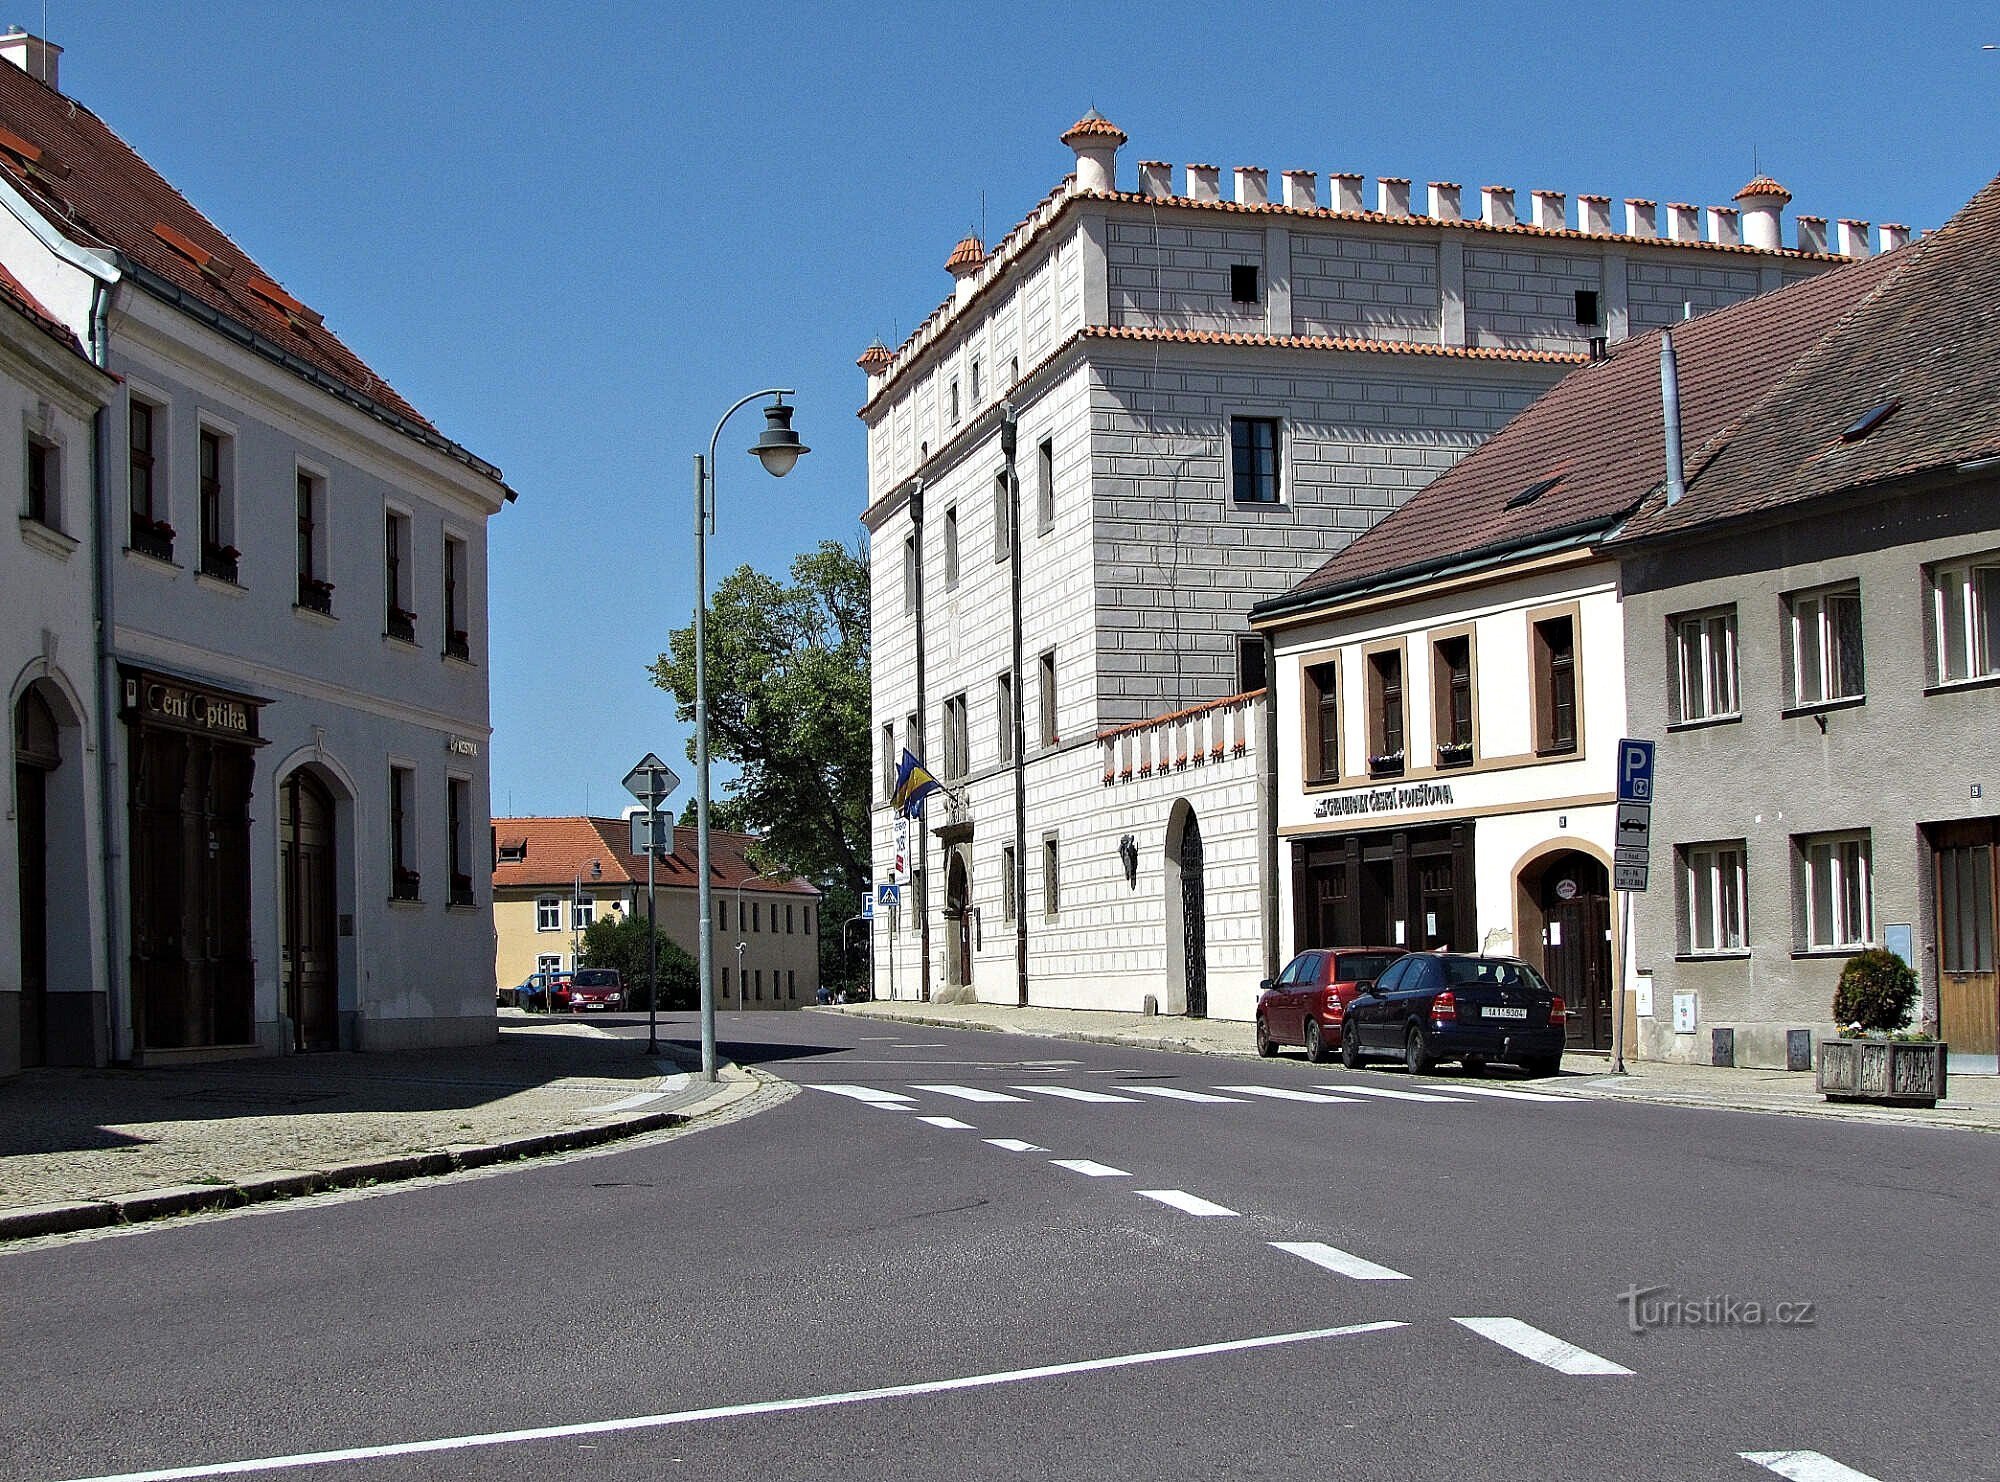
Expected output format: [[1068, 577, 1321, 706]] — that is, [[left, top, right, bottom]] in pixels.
[[891, 748, 943, 818]]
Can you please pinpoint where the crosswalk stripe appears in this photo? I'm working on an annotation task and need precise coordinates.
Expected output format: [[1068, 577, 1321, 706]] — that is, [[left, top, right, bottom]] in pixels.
[[1452, 1317, 1632, 1375], [1136, 1189, 1239, 1217], [1050, 1159, 1129, 1178], [1441, 1086, 1573, 1103], [812, 1084, 916, 1104], [1314, 1084, 1462, 1103], [1123, 1086, 1247, 1104], [1740, 1452, 1885, 1481], [1009, 1085, 1140, 1103], [1215, 1085, 1361, 1104], [909, 1084, 1028, 1102], [916, 1116, 974, 1129], [984, 1138, 1045, 1152], [1270, 1241, 1411, 1281]]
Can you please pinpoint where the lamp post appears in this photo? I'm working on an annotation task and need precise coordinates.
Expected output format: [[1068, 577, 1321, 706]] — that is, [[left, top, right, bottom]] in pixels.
[[735, 869, 776, 1011], [694, 391, 808, 1080], [570, 858, 601, 1010]]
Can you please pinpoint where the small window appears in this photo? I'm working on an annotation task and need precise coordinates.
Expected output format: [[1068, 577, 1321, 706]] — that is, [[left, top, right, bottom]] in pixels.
[[1001, 842, 1018, 922], [297, 470, 331, 615], [447, 777, 473, 906], [574, 893, 596, 930], [1036, 436, 1055, 532], [969, 357, 981, 402], [949, 378, 960, 425], [198, 428, 234, 581], [1673, 608, 1739, 723], [943, 505, 960, 589], [1043, 835, 1060, 918], [1573, 289, 1600, 325], [881, 722, 897, 801], [385, 509, 415, 643], [1038, 649, 1057, 748], [1532, 614, 1577, 754], [389, 766, 418, 900], [537, 896, 562, 931], [443, 535, 469, 661], [25, 435, 59, 531], [1788, 585, 1864, 706], [906, 712, 920, 772], [1799, 832, 1872, 951], [1683, 842, 1747, 954], [1230, 417, 1280, 503], [902, 533, 917, 610], [1237, 636, 1268, 694], [1305, 660, 1339, 783], [995, 673, 1014, 766], [1366, 647, 1405, 776], [993, 471, 1012, 560], [1432, 634, 1472, 765], [1931, 557, 2000, 685], [128, 399, 170, 559], [1008, 356, 1019, 385], [1231, 263, 1261, 303], [943, 693, 969, 779]]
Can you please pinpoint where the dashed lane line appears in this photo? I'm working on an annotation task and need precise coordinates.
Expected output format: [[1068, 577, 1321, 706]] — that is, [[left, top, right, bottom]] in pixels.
[[1270, 1240, 1411, 1281], [1122, 1086, 1246, 1104], [1740, 1453, 1885, 1481], [908, 1084, 1029, 1103], [1451, 1317, 1633, 1376], [915, 1116, 974, 1130], [1215, 1085, 1362, 1104], [1437, 1086, 1573, 1103], [983, 1138, 1045, 1152], [1314, 1084, 1462, 1103], [1136, 1189, 1240, 1217], [1009, 1085, 1140, 1103], [56, 1323, 1408, 1482], [1049, 1159, 1129, 1178]]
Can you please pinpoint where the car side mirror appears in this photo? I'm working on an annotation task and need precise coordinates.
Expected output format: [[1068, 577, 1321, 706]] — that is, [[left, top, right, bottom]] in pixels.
[[1258, 978, 1274, 994]]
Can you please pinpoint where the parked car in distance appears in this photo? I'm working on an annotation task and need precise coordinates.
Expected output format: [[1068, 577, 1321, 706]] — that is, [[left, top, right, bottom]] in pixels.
[[514, 971, 571, 1012], [566, 968, 625, 1012], [1256, 947, 1405, 1062], [1340, 952, 1565, 1077]]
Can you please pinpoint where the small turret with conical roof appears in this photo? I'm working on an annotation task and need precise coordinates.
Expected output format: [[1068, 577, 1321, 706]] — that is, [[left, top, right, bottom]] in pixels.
[[1062, 108, 1125, 193], [1734, 174, 1793, 250]]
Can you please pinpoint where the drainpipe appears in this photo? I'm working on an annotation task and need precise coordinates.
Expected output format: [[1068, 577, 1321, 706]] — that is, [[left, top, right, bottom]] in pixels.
[[910, 479, 930, 1002], [1260, 633, 1279, 981], [87, 277, 124, 1063], [1003, 407, 1028, 1008], [1660, 330, 1686, 507]]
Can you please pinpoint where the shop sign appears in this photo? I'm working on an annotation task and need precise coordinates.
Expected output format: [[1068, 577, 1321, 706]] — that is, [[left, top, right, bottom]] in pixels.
[[1312, 781, 1455, 821], [447, 735, 480, 757], [126, 673, 259, 740]]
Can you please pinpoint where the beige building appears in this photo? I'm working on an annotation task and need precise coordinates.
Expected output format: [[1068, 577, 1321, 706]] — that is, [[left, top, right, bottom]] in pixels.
[[491, 816, 821, 1009]]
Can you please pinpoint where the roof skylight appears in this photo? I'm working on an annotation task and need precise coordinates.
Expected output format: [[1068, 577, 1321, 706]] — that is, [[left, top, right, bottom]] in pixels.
[[1504, 475, 1563, 510], [1840, 399, 1900, 443]]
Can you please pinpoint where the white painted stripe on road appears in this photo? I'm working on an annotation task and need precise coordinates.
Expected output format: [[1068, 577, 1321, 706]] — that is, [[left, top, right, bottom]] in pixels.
[[1740, 1452, 1885, 1481], [916, 1116, 974, 1130], [1270, 1240, 1411, 1281], [909, 1084, 1028, 1102], [812, 1084, 916, 1104], [870, 1104, 911, 1112], [1050, 1159, 1129, 1178], [1452, 1317, 1633, 1376], [1136, 1189, 1240, 1217], [1123, 1086, 1246, 1104], [1438, 1086, 1572, 1103], [58, 1322, 1408, 1482], [1009, 1085, 1139, 1103], [983, 1138, 1045, 1152], [1314, 1084, 1461, 1103], [1215, 1084, 1360, 1104]]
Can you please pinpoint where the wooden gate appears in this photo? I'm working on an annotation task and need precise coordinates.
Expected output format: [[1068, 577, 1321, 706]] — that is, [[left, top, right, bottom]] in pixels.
[[280, 771, 339, 1051]]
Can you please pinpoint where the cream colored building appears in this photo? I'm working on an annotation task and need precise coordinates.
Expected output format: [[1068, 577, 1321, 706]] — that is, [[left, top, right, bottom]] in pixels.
[[492, 816, 820, 1009]]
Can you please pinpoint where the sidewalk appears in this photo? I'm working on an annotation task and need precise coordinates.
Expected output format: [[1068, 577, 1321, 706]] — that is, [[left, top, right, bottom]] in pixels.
[[0, 1012, 765, 1241], [820, 999, 2000, 1133]]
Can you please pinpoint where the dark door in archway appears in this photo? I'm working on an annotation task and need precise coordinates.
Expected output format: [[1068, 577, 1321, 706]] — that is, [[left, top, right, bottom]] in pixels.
[[280, 771, 338, 1051], [1180, 813, 1207, 1018], [14, 688, 57, 1068], [944, 850, 971, 992], [1540, 855, 1612, 1050]]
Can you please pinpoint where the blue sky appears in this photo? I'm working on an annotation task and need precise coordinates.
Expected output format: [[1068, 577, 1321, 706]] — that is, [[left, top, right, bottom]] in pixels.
[[38, 1, 1998, 819]]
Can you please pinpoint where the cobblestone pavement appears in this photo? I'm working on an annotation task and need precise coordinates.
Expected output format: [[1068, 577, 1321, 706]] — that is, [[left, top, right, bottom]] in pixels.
[[820, 999, 2000, 1133]]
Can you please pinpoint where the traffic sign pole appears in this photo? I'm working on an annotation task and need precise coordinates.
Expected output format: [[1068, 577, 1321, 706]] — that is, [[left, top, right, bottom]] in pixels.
[[1611, 739, 1657, 1075], [623, 753, 680, 1060]]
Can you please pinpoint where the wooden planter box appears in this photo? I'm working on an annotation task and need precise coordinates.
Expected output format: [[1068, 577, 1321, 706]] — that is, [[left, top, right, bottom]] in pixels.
[[1816, 1038, 1948, 1109]]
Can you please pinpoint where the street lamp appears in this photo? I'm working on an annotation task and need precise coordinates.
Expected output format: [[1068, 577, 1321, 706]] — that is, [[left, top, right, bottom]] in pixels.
[[570, 858, 601, 1008], [735, 869, 776, 1011], [694, 391, 808, 1080]]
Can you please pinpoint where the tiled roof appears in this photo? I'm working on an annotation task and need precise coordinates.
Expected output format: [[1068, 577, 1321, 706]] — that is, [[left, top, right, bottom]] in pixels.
[[1275, 247, 1908, 605], [1616, 170, 2000, 544], [1081, 323, 1591, 366], [944, 233, 986, 273], [1061, 110, 1127, 145], [490, 816, 821, 896], [856, 340, 893, 372], [1735, 174, 1793, 202], [0, 61, 455, 442]]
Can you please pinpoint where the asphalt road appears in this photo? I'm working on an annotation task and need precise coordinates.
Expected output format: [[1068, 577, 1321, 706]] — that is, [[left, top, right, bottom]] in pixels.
[[4, 1010, 1996, 1482]]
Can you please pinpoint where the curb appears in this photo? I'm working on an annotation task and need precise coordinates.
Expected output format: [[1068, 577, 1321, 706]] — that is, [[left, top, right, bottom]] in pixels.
[[0, 1065, 764, 1244]]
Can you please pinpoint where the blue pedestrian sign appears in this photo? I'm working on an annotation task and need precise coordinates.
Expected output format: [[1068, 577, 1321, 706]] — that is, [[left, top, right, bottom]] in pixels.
[[1617, 738, 1656, 804], [876, 882, 901, 911]]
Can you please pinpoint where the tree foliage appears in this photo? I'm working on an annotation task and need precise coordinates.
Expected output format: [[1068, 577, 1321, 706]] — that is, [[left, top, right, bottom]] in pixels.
[[579, 912, 697, 1010], [1833, 947, 1919, 1033]]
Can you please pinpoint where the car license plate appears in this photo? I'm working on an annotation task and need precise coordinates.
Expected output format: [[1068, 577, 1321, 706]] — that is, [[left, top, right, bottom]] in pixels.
[[1483, 1006, 1528, 1019]]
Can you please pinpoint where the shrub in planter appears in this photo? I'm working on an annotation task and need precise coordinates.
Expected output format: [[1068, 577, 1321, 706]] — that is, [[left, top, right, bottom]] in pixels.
[[1832, 948, 1918, 1034]]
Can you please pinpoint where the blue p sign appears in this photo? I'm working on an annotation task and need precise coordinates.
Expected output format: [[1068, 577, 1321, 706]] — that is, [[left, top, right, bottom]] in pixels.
[[1618, 739, 1656, 803]]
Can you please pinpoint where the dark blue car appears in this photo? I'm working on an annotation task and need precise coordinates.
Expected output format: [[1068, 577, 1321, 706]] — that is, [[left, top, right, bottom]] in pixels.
[[1340, 953, 1565, 1077]]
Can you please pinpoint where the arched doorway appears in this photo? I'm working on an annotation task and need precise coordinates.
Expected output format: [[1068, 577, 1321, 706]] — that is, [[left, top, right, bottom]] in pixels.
[[1519, 849, 1612, 1050], [1165, 802, 1208, 1018], [942, 847, 972, 995], [279, 769, 338, 1051], [13, 686, 59, 1067]]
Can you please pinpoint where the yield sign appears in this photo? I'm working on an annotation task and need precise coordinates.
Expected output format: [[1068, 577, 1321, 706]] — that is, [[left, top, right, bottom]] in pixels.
[[622, 752, 680, 804]]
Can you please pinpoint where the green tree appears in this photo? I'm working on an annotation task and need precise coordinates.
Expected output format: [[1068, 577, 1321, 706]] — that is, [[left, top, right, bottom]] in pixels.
[[652, 539, 870, 991], [579, 912, 697, 1010]]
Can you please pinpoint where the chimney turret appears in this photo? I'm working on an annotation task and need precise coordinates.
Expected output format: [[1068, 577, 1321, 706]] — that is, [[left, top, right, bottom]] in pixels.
[[1733, 175, 1792, 251], [1186, 163, 1220, 203], [1530, 190, 1566, 231], [1835, 219, 1872, 257], [1624, 198, 1658, 237], [0, 29, 59, 89], [1427, 182, 1462, 222], [1061, 110, 1126, 194], [1578, 195, 1612, 235], [1794, 215, 1828, 254], [1281, 169, 1318, 209], [1481, 186, 1517, 228], [1234, 166, 1268, 206], [1377, 177, 1411, 216], [1137, 160, 1172, 198], [1330, 173, 1364, 213], [945, 233, 986, 307]]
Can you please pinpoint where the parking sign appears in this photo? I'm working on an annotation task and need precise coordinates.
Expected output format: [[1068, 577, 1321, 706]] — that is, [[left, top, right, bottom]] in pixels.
[[1617, 738, 1655, 804]]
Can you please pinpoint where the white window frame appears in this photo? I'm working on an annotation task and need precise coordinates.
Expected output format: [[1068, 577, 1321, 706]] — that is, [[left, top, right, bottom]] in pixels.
[[1800, 831, 1873, 952], [536, 895, 562, 932], [1788, 584, 1864, 706], [573, 893, 597, 931], [1684, 842, 1747, 954], [1673, 607, 1739, 723], [1931, 555, 2000, 685], [943, 504, 960, 589]]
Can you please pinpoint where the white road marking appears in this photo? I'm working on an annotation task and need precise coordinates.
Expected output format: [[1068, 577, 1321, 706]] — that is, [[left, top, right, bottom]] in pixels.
[[1452, 1317, 1632, 1376], [1009, 1085, 1139, 1103], [1050, 1159, 1129, 1178], [1136, 1189, 1240, 1217], [909, 1084, 1028, 1103], [1740, 1452, 1886, 1481], [916, 1116, 974, 1130], [1270, 1240, 1411, 1281], [870, 1104, 911, 1112], [581, 1088, 668, 1115], [1440, 1086, 1572, 1103], [891, 1043, 947, 1049], [983, 1138, 1045, 1152], [58, 1322, 1408, 1482], [1123, 1086, 1246, 1104], [811, 1084, 916, 1104], [1314, 1084, 1461, 1103], [1215, 1084, 1360, 1104]]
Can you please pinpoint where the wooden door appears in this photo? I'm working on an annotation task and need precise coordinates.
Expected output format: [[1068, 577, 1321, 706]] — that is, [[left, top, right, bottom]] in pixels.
[[1180, 814, 1207, 1018], [1935, 821, 1997, 1058], [1541, 857, 1612, 1050], [280, 772, 339, 1051], [14, 762, 47, 1066]]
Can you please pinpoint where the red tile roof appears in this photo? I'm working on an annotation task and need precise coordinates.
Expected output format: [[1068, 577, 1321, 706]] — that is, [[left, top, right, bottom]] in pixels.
[[1081, 323, 1591, 366], [1273, 246, 1907, 605], [856, 340, 893, 373], [1735, 174, 1793, 203], [490, 816, 820, 896], [1061, 110, 1127, 145], [944, 233, 986, 274]]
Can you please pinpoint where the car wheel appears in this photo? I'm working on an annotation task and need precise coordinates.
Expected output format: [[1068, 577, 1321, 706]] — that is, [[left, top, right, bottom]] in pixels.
[[1255, 1016, 1277, 1058], [1404, 1024, 1435, 1075], [1462, 1055, 1487, 1078], [1521, 1053, 1562, 1078], [1305, 1019, 1330, 1064], [1341, 1027, 1363, 1069]]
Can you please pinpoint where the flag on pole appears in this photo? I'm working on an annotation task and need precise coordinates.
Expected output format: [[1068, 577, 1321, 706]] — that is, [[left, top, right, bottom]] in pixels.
[[891, 748, 943, 818]]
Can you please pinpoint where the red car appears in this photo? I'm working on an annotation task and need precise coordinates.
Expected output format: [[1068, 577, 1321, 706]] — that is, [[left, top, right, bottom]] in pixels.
[[1256, 947, 1405, 1062], [565, 968, 625, 1012]]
